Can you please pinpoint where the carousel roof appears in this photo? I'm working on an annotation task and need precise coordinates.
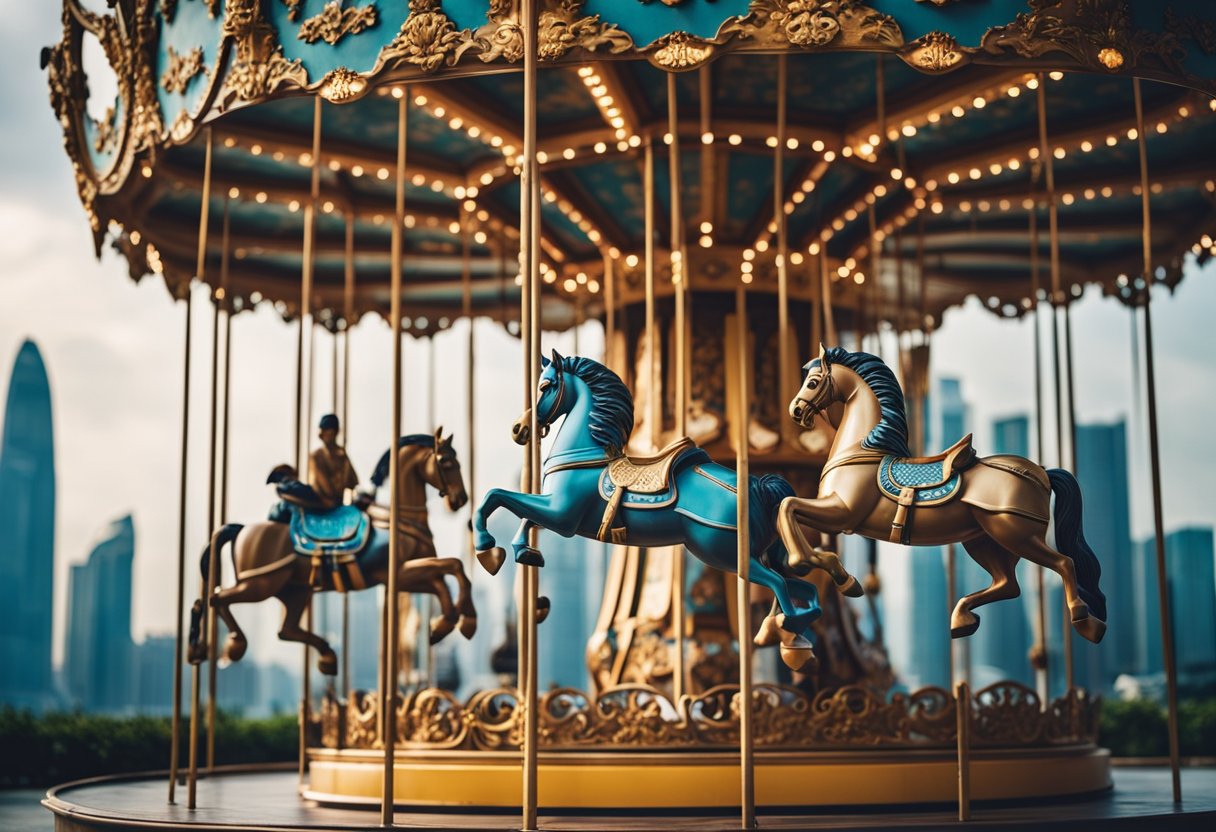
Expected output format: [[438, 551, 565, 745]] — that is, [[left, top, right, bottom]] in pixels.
[[45, 0, 1216, 335]]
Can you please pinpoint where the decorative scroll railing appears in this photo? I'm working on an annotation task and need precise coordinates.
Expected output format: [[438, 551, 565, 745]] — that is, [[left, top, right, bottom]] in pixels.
[[313, 681, 1099, 752]]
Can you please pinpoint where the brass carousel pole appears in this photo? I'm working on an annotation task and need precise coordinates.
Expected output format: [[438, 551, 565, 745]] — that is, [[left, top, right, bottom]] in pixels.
[[604, 251, 616, 369], [1133, 77, 1183, 804], [297, 95, 322, 788], [520, 0, 541, 826], [1028, 207, 1050, 702], [461, 204, 476, 573], [667, 72, 688, 701], [775, 55, 791, 449], [342, 213, 355, 701], [644, 136, 659, 451], [735, 282, 755, 829], [381, 85, 408, 827], [184, 126, 213, 810]]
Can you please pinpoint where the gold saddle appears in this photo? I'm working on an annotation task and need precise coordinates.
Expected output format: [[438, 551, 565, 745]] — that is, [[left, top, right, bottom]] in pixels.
[[597, 436, 700, 542]]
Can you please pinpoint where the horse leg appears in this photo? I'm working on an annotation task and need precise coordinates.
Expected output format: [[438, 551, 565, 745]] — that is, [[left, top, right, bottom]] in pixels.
[[404, 559, 460, 645], [976, 510, 1104, 643], [277, 585, 338, 676], [431, 557, 477, 639], [747, 557, 820, 673], [475, 490, 582, 569], [950, 537, 1021, 639], [510, 518, 543, 567], [776, 494, 862, 593]]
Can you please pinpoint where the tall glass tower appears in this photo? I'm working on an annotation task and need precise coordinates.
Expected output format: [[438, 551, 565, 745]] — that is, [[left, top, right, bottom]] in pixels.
[[0, 340, 57, 710]]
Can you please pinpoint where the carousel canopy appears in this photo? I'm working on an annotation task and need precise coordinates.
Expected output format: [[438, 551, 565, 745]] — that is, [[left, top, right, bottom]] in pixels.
[[45, 1, 1216, 335]]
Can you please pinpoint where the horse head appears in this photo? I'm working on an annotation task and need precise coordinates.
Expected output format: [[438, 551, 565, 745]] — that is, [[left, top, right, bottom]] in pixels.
[[513, 348, 569, 446], [426, 427, 468, 511], [790, 343, 838, 429]]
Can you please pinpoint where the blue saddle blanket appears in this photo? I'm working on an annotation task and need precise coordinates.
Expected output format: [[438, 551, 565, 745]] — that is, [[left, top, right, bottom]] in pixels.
[[878, 456, 962, 504], [289, 505, 370, 558]]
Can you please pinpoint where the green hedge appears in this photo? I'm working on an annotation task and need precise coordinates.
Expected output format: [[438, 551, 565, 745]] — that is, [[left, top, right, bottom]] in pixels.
[[1098, 698, 1216, 758], [0, 708, 297, 788]]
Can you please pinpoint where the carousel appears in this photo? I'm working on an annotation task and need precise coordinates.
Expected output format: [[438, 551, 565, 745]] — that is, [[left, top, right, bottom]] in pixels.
[[39, 1, 1216, 829]]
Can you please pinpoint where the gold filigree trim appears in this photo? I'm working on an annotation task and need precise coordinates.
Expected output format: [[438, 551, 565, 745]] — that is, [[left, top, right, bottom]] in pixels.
[[161, 45, 205, 94], [539, 0, 635, 62], [282, 0, 304, 22], [723, 1, 903, 51], [168, 109, 193, 141], [651, 31, 714, 69], [222, 0, 309, 105], [299, 1, 379, 46], [380, 0, 475, 73], [319, 681, 1099, 751], [476, 0, 522, 63], [93, 106, 117, 153], [319, 66, 368, 102], [902, 30, 964, 72]]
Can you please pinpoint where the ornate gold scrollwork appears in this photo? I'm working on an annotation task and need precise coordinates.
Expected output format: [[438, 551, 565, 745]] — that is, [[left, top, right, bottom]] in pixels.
[[1164, 5, 1216, 55], [298, 1, 379, 46], [319, 66, 368, 101], [724, 1, 903, 51], [538, 0, 635, 62], [159, 0, 178, 23], [161, 45, 205, 94], [477, 0, 522, 63], [282, 0, 305, 22], [902, 30, 965, 72], [981, 0, 1186, 77], [321, 680, 1099, 751], [93, 106, 117, 153], [651, 31, 714, 69], [380, 0, 475, 73], [222, 0, 309, 105]]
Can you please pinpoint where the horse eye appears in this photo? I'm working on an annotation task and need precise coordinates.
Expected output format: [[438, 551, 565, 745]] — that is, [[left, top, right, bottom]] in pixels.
[[808, 379, 819, 389]]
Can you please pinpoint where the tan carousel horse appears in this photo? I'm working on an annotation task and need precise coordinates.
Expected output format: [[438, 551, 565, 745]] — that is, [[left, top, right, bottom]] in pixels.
[[188, 429, 477, 675], [779, 346, 1107, 645]]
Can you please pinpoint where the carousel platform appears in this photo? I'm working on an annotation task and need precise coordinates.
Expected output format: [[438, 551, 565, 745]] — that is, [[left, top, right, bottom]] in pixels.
[[43, 763, 1216, 831]]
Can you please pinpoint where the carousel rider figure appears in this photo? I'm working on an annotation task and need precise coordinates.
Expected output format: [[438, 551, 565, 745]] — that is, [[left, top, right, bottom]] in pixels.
[[267, 414, 368, 522]]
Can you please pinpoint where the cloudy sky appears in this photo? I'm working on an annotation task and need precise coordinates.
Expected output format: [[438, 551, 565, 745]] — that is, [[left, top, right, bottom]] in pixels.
[[2, 5, 1213, 669]]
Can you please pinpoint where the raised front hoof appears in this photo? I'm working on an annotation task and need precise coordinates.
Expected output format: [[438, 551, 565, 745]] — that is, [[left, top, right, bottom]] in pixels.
[[1074, 615, 1107, 644], [476, 547, 506, 576], [515, 546, 545, 567], [317, 652, 338, 676], [430, 614, 457, 645], [224, 634, 247, 663], [838, 574, 864, 598], [779, 636, 818, 674], [950, 616, 980, 640], [753, 615, 782, 647], [458, 614, 478, 639], [536, 596, 551, 624]]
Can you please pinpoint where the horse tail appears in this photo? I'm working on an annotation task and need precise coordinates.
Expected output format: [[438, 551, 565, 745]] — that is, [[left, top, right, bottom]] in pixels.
[[1047, 469, 1107, 622], [747, 474, 796, 551], [189, 524, 243, 664], [198, 523, 244, 582]]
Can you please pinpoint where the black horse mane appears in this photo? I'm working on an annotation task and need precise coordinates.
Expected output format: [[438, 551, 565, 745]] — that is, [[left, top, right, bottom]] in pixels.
[[811, 348, 912, 457], [370, 434, 435, 487], [559, 356, 634, 455]]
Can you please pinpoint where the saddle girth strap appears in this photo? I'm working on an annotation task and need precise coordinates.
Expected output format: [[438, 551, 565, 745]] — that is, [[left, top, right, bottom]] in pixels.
[[890, 487, 916, 545], [597, 485, 627, 543]]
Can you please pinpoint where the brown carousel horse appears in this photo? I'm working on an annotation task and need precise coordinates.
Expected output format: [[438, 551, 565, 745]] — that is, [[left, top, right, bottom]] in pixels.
[[779, 346, 1107, 645], [188, 429, 476, 675]]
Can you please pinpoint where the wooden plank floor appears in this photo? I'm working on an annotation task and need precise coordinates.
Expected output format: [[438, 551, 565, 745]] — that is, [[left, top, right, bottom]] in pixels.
[[44, 766, 1216, 831]]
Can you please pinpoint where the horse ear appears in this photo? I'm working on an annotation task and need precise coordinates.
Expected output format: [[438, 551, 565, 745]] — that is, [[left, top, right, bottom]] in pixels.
[[444, 432, 454, 447], [540, 354, 551, 368], [434, 426, 444, 445], [818, 342, 828, 365], [551, 348, 564, 367]]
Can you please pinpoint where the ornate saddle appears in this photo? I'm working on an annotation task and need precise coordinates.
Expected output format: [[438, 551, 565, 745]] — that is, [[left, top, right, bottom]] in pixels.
[[877, 434, 977, 544], [596, 437, 710, 543], [288, 504, 371, 591]]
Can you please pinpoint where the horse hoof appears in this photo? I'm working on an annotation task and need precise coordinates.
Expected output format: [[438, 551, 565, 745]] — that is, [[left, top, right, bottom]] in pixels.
[[225, 635, 247, 663], [1075, 615, 1107, 644], [838, 574, 864, 598], [430, 615, 456, 644], [458, 614, 478, 639], [1069, 603, 1091, 623], [515, 546, 544, 568], [477, 547, 506, 576], [318, 653, 338, 676], [754, 615, 782, 647], [863, 572, 882, 595], [779, 637, 818, 674], [186, 643, 207, 665], [950, 617, 980, 639], [536, 596, 551, 624]]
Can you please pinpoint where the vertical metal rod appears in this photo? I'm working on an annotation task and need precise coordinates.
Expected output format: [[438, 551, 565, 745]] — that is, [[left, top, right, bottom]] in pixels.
[[1134, 77, 1182, 805], [342, 213, 355, 702], [735, 285, 754, 829], [1029, 204, 1049, 702], [1036, 77, 1065, 468], [219, 202, 233, 535], [775, 55, 790, 448], [381, 87, 407, 827], [956, 680, 971, 822], [604, 251, 616, 369], [1062, 301, 1077, 692], [947, 542, 957, 686], [667, 72, 688, 703], [810, 243, 822, 357], [461, 205, 476, 573], [184, 126, 213, 810], [644, 138, 659, 451], [521, 2, 541, 826], [821, 244, 837, 347], [204, 203, 225, 772]]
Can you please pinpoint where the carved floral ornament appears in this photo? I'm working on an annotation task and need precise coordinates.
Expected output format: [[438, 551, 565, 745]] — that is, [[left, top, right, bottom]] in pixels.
[[298, 1, 379, 46], [160, 44, 205, 94]]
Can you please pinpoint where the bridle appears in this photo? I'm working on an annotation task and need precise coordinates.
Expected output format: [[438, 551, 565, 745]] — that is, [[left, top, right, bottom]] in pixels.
[[535, 366, 566, 439], [430, 444, 458, 498], [795, 363, 835, 425]]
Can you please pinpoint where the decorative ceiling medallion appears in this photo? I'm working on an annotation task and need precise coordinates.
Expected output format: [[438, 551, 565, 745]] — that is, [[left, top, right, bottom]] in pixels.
[[381, 0, 474, 73], [161, 45, 205, 93], [723, 1, 903, 51], [538, 0, 634, 62], [1097, 46, 1123, 69], [221, 0, 309, 104], [652, 31, 714, 69], [318, 66, 368, 102], [298, 1, 379, 46], [902, 31, 965, 73], [476, 0, 523, 63]]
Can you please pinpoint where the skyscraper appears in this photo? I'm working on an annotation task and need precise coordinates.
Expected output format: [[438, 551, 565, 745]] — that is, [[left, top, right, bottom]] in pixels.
[[1073, 421, 1134, 691], [66, 515, 136, 711], [0, 339, 57, 710], [1136, 527, 1216, 678]]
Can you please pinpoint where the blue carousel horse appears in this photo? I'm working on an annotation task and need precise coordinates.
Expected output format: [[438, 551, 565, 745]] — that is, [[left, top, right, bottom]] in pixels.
[[473, 350, 830, 671]]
